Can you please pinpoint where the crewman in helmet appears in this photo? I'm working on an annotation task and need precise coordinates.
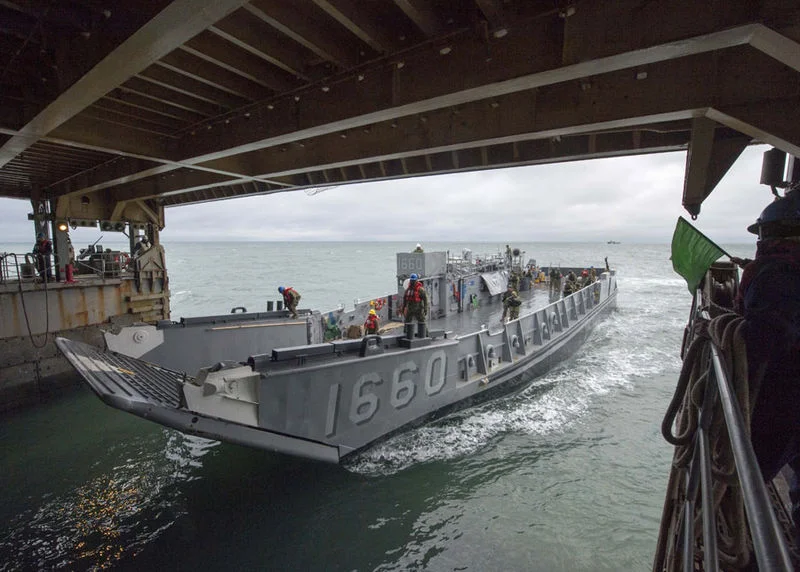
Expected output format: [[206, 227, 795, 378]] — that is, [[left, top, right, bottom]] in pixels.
[[413, 243, 424, 253], [278, 285, 302, 319], [364, 309, 380, 335], [33, 232, 53, 281], [563, 271, 578, 296], [400, 273, 428, 339], [501, 283, 521, 322], [735, 186, 800, 524], [549, 267, 562, 298]]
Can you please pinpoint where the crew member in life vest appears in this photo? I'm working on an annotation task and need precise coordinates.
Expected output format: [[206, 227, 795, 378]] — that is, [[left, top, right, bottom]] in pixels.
[[400, 273, 428, 338], [364, 309, 380, 335], [32, 232, 53, 280], [278, 285, 301, 319], [733, 186, 800, 523]]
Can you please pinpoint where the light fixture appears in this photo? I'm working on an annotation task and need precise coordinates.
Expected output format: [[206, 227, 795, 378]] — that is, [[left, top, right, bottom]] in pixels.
[[57, 221, 68, 232]]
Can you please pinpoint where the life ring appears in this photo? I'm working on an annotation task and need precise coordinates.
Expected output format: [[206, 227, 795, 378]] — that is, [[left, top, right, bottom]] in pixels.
[[374, 298, 385, 311], [116, 252, 131, 269]]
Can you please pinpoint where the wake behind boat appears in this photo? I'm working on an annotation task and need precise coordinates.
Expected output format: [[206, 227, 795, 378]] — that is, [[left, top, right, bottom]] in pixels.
[[55, 247, 618, 463]]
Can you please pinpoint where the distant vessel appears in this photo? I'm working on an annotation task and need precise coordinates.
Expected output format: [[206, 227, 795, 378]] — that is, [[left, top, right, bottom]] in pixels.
[[607, 240, 621, 244], [56, 248, 618, 463]]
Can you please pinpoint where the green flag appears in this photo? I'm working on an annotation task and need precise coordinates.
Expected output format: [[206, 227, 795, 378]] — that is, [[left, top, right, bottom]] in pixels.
[[670, 217, 728, 293]]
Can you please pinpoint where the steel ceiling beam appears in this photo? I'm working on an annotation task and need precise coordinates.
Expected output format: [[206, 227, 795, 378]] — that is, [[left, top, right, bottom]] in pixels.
[[156, 49, 272, 101], [182, 31, 303, 93], [393, 0, 441, 37], [177, 24, 799, 166], [311, 0, 400, 53], [0, 0, 251, 170], [244, 0, 362, 69], [36, 22, 800, 201], [210, 9, 312, 79], [196, 42, 796, 178], [682, 117, 752, 217], [157, 131, 694, 207]]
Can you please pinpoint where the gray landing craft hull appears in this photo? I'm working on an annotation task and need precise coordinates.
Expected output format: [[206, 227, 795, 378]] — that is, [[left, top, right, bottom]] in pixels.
[[55, 276, 617, 464]]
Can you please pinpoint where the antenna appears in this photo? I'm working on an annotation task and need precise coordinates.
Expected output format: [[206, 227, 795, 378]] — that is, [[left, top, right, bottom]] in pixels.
[[304, 185, 339, 196]]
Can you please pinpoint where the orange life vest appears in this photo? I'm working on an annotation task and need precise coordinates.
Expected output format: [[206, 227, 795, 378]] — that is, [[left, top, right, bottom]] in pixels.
[[283, 287, 297, 304], [404, 281, 424, 303], [364, 314, 379, 332]]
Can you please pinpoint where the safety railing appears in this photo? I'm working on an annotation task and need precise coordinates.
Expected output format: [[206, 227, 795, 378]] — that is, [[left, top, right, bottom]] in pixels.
[[0, 252, 60, 285], [0, 251, 131, 285], [657, 307, 794, 571]]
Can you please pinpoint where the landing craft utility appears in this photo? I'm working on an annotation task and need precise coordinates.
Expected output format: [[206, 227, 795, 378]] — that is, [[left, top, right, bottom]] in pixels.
[[56, 247, 618, 463]]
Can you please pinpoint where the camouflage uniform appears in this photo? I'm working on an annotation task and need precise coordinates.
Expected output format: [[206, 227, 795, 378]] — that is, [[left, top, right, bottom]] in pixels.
[[402, 280, 428, 325], [549, 268, 562, 297], [282, 287, 301, 318], [563, 272, 578, 296], [502, 286, 521, 321]]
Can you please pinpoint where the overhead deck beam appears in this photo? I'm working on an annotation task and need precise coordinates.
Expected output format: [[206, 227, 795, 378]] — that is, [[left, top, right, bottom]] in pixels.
[[179, 24, 800, 165], [393, 0, 441, 37], [243, 0, 362, 69], [29, 23, 800, 204], [682, 117, 752, 217], [0, 0, 251, 170], [311, 0, 401, 53], [198, 45, 795, 178]]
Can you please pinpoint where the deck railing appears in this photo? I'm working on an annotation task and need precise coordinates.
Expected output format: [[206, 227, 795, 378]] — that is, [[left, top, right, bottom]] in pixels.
[[0, 252, 60, 284], [0, 251, 130, 285], [655, 305, 794, 571]]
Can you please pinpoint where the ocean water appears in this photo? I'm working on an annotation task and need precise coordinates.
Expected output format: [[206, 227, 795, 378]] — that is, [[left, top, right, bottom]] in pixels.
[[0, 241, 756, 571]]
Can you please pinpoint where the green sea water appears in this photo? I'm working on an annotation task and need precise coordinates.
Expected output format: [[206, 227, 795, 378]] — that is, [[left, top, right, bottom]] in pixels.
[[0, 240, 756, 571]]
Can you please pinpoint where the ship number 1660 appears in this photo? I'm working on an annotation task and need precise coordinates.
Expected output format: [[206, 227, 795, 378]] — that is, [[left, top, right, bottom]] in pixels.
[[325, 350, 447, 437]]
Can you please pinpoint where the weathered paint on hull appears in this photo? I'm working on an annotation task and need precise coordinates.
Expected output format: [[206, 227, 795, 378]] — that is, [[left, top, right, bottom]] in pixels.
[[0, 278, 168, 412]]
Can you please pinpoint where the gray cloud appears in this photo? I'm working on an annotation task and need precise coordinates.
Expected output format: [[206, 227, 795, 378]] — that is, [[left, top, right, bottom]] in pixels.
[[0, 146, 778, 245]]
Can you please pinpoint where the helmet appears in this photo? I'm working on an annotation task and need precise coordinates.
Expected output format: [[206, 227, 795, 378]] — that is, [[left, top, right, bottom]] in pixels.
[[582, 270, 589, 277], [410, 273, 418, 281], [369, 309, 376, 316], [278, 286, 285, 293], [748, 190, 800, 239], [416, 243, 421, 248]]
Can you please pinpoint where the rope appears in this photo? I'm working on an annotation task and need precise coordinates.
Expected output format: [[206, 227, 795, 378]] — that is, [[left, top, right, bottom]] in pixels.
[[660, 307, 759, 570], [16, 254, 51, 350]]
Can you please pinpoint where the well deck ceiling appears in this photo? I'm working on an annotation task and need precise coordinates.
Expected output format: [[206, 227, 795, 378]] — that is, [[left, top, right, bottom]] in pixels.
[[1, 0, 799, 209]]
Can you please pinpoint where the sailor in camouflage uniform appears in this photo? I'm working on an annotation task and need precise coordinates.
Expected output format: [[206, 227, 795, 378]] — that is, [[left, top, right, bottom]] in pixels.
[[502, 284, 522, 322]]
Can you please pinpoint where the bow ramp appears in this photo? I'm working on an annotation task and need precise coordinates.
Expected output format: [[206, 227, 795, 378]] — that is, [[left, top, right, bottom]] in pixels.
[[55, 337, 184, 410], [54, 337, 341, 463]]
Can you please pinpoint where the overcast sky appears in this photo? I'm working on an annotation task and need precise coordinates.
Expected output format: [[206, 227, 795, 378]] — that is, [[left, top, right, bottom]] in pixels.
[[0, 145, 778, 245]]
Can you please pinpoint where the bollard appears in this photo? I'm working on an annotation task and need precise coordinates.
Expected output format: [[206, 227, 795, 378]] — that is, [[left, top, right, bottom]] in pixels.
[[277, 301, 283, 311], [267, 301, 273, 311], [65, 263, 75, 283]]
